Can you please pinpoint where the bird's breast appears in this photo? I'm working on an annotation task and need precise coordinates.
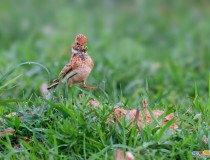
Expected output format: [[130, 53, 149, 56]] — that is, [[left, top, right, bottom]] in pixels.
[[79, 53, 94, 69]]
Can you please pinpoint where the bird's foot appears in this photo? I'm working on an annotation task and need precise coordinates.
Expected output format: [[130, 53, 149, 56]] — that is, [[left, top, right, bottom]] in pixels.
[[82, 84, 96, 90]]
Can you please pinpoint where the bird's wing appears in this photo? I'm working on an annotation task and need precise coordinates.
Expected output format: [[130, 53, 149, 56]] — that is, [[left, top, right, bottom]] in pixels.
[[47, 60, 75, 90], [52, 53, 81, 84], [57, 60, 73, 80]]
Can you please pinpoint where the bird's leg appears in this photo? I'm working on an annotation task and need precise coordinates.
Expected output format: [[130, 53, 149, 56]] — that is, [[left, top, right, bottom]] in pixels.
[[82, 81, 96, 90]]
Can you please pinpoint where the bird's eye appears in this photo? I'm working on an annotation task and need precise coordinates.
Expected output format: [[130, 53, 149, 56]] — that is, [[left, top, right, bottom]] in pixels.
[[76, 42, 79, 45]]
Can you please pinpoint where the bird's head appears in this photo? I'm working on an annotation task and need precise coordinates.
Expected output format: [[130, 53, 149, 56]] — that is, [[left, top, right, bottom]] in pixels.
[[75, 34, 87, 46], [72, 34, 88, 54]]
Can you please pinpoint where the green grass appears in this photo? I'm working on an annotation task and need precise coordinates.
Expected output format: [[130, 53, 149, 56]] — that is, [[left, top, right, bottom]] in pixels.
[[0, 0, 210, 159]]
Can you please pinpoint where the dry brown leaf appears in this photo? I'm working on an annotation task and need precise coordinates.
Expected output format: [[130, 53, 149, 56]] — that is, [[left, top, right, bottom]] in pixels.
[[112, 108, 178, 130], [84, 96, 178, 130], [79, 94, 100, 107], [163, 113, 178, 130], [0, 129, 15, 138], [126, 151, 135, 160], [115, 149, 135, 160], [111, 98, 178, 130], [115, 149, 124, 160], [88, 98, 100, 107]]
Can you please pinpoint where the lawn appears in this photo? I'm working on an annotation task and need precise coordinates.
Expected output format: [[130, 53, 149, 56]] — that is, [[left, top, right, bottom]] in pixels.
[[0, 0, 210, 159]]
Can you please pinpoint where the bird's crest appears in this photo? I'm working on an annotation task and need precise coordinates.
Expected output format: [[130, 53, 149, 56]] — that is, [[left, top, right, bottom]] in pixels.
[[75, 34, 87, 46]]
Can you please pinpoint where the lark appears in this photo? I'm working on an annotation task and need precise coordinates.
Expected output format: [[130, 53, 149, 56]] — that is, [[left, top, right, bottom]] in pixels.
[[47, 34, 95, 90]]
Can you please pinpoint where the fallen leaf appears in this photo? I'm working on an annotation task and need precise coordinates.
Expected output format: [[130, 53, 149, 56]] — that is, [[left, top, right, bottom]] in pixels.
[[112, 108, 178, 130], [126, 151, 135, 160], [115, 149, 124, 160], [115, 149, 135, 160], [0, 128, 15, 138], [88, 98, 100, 107], [81, 95, 178, 130]]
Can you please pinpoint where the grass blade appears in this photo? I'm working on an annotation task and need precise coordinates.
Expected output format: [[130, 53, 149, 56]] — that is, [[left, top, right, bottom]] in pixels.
[[156, 118, 176, 141]]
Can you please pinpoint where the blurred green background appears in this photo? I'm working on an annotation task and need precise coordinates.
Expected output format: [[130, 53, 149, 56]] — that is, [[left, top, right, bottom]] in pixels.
[[0, 0, 209, 104]]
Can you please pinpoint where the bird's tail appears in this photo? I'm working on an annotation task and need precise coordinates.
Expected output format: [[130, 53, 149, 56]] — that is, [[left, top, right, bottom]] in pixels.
[[47, 82, 59, 90]]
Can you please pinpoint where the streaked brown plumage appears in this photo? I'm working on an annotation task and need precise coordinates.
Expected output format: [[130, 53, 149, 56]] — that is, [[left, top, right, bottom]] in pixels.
[[47, 34, 95, 90]]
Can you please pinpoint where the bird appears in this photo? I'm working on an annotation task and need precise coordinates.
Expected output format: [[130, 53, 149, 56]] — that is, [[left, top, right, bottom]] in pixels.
[[47, 34, 95, 90]]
